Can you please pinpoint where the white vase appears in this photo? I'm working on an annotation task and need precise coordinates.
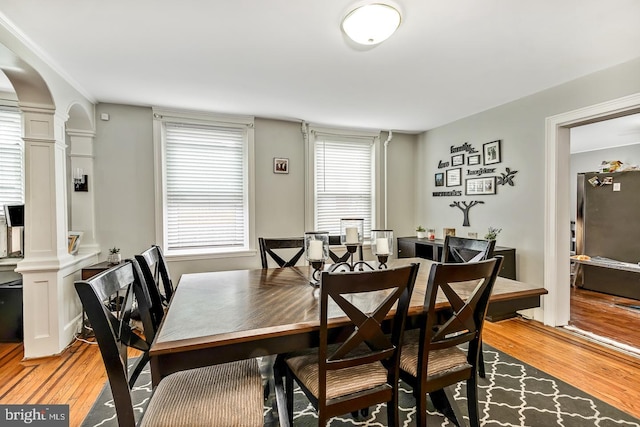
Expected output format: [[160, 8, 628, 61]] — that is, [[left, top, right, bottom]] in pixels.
[[108, 253, 121, 264], [416, 231, 426, 239]]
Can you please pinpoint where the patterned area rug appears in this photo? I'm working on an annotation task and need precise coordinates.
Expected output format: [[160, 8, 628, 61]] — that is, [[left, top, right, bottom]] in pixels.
[[82, 345, 640, 426]]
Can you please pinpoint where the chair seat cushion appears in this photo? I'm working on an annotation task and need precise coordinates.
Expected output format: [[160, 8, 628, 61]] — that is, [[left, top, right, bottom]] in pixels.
[[140, 359, 263, 427], [399, 329, 470, 378], [285, 346, 389, 401]]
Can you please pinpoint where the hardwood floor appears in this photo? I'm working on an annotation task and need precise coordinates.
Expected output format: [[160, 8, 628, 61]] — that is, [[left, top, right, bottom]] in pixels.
[[1, 289, 639, 426]]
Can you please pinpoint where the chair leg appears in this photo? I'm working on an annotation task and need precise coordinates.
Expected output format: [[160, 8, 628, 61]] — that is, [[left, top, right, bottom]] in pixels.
[[285, 369, 295, 425], [416, 388, 429, 427], [430, 388, 462, 427], [467, 375, 481, 427], [478, 348, 486, 378], [387, 392, 399, 427], [272, 356, 291, 427]]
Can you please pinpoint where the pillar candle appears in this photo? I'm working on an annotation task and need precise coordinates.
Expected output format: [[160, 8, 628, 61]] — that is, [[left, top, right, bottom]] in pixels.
[[308, 240, 323, 260], [345, 227, 359, 244], [376, 238, 390, 255]]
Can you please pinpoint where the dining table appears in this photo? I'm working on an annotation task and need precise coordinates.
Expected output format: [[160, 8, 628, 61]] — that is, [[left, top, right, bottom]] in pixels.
[[149, 257, 547, 387]]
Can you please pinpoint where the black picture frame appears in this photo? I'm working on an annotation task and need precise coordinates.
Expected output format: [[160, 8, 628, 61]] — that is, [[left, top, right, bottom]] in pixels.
[[483, 140, 501, 165], [446, 168, 462, 187], [467, 154, 481, 166], [451, 153, 464, 167], [434, 172, 444, 187], [465, 177, 496, 195]]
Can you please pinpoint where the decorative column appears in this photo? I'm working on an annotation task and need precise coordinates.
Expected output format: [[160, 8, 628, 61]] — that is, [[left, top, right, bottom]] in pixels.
[[16, 104, 75, 358]]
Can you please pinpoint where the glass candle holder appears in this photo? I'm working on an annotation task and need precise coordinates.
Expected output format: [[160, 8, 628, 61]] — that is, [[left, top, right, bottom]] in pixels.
[[371, 229, 393, 268], [340, 218, 364, 246], [305, 231, 329, 286]]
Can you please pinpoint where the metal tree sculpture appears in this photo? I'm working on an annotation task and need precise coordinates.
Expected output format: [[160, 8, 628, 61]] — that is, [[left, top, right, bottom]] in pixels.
[[449, 200, 484, 227]]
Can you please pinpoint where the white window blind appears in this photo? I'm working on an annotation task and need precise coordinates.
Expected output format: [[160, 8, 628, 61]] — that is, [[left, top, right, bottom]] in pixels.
[[0, 108, 23, 220], [315, 139, 373, 236], [164, 122, 247, 251]]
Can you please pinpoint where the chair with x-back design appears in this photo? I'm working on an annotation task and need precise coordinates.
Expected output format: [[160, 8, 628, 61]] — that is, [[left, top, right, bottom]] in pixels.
[[275, 263, 419, 426], [259, 237, 305, 268]]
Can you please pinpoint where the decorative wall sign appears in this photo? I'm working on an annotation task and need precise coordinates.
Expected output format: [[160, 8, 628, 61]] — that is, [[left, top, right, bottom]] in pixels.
[[449, 200, 485, 227], [432, 190, 463, 197], [438, 160, 450, 169], [446, 168, 461, 187], [466, 167, 496, 176], [465, 177, 496, 195], [483, 140, 501, 165], [451, 153, 464, 166], [435, 172, 444, 187], [497, 167, 518, 186], [467, 155, 481, 166]]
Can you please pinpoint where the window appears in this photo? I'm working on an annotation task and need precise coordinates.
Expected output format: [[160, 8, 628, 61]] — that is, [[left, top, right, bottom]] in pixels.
[[0, 107, 23, 222], [154, 109, 254, 257], [306, 126, 379, 238]]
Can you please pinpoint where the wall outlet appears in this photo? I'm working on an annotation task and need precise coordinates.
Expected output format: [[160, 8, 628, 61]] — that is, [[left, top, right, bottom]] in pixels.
[[613, 182, 621, 191]]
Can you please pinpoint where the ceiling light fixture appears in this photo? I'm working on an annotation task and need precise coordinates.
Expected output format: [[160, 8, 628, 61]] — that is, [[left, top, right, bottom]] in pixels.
[[341, 3, 402, 46]]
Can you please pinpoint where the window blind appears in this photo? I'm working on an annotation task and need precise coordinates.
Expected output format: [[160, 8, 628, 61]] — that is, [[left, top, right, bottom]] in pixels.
[[0, 108, 23, 220], [164, 122, 246, 251], [315, 139, 373, 236]]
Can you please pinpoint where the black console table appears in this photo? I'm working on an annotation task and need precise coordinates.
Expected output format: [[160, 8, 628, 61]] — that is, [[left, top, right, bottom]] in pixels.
[[0, 270, 23, 342], [397, 237, 516, 280]]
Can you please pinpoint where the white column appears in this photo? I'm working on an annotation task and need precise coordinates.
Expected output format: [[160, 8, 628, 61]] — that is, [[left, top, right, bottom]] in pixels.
[[67, 129, 98, 252], [16, 104, 76, 358]]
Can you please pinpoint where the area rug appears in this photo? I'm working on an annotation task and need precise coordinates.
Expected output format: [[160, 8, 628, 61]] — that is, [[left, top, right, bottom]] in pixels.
[[82, 346, 640, 426]]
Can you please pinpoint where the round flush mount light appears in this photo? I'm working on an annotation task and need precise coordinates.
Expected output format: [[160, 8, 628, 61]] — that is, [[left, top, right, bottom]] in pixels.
[[341, 3, 402, 46]]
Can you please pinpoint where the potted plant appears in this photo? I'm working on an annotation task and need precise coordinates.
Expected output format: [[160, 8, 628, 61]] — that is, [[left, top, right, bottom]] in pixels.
[[484, 227, 502, 241], [107, 247, 121, 264], [416, 225, 427, 239]]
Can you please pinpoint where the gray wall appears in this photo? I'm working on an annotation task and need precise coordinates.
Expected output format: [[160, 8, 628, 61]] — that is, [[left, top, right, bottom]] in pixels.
[[93, 107, 418, 280], [570, 143, 640, 221], [417, 57, 640, 286]]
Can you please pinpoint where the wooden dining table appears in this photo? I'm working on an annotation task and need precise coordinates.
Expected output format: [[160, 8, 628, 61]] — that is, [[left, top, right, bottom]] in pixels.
[[149, 257, 547, 386]]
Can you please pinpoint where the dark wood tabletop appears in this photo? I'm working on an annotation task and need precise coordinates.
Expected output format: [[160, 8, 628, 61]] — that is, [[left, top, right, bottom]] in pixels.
[[149, 257, 547, 385]]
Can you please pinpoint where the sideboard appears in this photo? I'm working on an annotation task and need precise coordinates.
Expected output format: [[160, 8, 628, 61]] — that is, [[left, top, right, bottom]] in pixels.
[[397, 237, 516, 280]]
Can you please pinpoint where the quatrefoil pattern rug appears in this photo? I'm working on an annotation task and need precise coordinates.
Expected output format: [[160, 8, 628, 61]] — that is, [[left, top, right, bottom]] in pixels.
[[84, 346, 640, 426]]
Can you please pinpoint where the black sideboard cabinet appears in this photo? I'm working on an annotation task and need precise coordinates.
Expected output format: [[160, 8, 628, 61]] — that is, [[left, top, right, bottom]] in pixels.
[[397, 237, 516, 280], [0, 270, 23, 342]]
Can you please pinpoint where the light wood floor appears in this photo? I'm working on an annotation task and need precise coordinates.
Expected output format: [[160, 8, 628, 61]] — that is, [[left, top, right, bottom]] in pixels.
[[1, 290, 639, 426]]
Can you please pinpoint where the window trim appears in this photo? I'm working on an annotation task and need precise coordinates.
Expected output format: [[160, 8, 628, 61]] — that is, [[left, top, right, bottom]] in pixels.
[[303, 124, 381, 239], [153, 108, 255, 260]]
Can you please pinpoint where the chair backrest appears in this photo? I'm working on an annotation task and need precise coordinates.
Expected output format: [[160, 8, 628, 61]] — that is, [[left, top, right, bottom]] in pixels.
[[258, 237, 305, 268], [318, 263, 419, 403], [135, 245, 174, 308], [74, 260, 156, 427], [419, 257, 502, 384], [327, 234, 364, 263], [442, 236, 496, 263]]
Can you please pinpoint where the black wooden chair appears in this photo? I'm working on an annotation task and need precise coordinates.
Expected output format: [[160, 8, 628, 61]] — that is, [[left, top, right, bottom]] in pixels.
[[75, 260, 263, 427], [275, 263, 419, 426], [398, 257, 502, 427], [135, 245, 174, 307], [259, 237, 305, 268], [441, 235, 496, 263], [442, 235, 496, 378]]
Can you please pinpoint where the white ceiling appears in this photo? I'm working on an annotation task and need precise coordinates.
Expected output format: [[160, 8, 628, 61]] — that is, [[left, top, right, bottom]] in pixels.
[[0, 0, 639, 134]]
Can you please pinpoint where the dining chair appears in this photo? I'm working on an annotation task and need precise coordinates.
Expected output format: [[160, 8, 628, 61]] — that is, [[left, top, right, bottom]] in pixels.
[[75, 260, 263, 427], [275, 263, 420, 426], [441, 235, 496, 378], [135, 245, 174, 307], [259, 237, 305, 268], [398, 257, 502, 427], [441, 235, 496, 263]]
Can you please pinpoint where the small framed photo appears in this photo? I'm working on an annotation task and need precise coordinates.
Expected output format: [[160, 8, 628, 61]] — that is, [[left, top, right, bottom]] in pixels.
[[434, 172, 444, 187], [443, 228, 456, 237], [451, 153, 465, 166], [273, 157, 289, 174], [467, 154, 481, 166], [446, 168, 462, 187], [483, 140, 501, 165], [465, 177, 496, 195]]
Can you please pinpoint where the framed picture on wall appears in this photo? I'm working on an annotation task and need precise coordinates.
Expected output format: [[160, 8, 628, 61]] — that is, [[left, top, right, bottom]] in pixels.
[[483, 140, 501, 165], [446, 168, 461, 187], [465, 177, 496, 195], [467, 154, 481, 166], [434, 172, 444, 187], [451, 153, 465, 166], [273, 157, 289, 174]]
